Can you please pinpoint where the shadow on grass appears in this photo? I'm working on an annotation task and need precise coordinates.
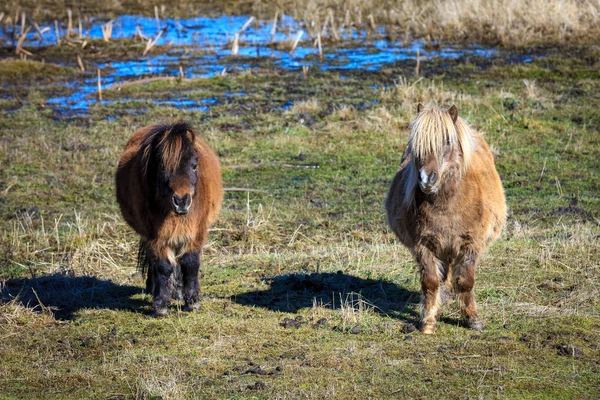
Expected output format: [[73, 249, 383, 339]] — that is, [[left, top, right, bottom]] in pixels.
[[233, 271, 420, 323], [1, 273, 147, 320]]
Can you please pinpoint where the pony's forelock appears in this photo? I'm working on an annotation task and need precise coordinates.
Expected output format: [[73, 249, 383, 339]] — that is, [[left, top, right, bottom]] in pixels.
[[409, 104, 474, 165], [402, 105, 475, 207], [141, 122, 195, 177]]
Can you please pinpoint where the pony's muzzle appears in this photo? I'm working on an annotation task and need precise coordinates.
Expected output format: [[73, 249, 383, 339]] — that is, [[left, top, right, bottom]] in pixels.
[[171, 194, 192, 215], [419, 170, 438, 193]]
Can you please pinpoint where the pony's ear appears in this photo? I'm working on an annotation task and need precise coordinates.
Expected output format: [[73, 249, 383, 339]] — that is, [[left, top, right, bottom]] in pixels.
[[187, 129, 195, 143], [448, 104, 459, 123], [417, 102, 424, 113]]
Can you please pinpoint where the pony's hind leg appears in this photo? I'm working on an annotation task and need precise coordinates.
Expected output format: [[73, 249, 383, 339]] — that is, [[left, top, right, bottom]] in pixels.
[[416, 247, 443, 334], [180, 251, 201, 311], [453, 247, 483, 330]]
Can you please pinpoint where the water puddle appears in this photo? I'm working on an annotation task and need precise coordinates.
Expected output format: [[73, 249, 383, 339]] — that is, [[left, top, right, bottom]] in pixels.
[[2, 14, 509, 116]]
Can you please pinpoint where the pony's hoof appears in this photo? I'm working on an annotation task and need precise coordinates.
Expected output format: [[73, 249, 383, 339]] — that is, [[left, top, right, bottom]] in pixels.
[[421, 323, 436, 334], [152, 307, 169, 317], [465, 317, 484, 331], [183, 302, 201, 312]]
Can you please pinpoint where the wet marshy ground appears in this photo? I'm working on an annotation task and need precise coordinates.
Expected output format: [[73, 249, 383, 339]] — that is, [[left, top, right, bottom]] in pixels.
[[1, 14, 514, 117]]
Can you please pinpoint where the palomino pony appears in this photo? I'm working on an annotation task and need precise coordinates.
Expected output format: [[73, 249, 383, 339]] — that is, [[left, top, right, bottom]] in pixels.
[[116, 122, 223, 316], [386, 104, 506, 334]]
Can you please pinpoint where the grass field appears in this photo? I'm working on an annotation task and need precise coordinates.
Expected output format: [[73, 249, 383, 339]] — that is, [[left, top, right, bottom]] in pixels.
[[1, 3, 600, 399]]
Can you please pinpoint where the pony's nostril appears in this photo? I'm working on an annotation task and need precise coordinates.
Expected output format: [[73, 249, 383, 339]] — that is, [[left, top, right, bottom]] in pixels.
[[172, 195, 183, 208], [429, 172, 438, 184], [172, 194, 191, 214]]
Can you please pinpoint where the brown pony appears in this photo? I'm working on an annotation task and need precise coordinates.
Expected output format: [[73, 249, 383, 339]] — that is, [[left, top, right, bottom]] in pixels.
[[385, 104, 506, 334], [116, 122, 223, 316]]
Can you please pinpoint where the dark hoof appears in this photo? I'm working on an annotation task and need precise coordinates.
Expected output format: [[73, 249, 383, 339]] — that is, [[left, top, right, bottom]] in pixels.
[[465, 317, 484, 331], [152, 307, 169, 317], [183, 302, 201, 312]]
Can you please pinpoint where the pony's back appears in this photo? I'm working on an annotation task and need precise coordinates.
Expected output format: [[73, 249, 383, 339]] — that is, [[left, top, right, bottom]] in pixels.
[[460, 124, 506, 246], [116, 125, 154, 238]]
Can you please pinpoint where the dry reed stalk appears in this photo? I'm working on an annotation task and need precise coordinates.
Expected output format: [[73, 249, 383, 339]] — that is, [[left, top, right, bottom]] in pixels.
[[21, 12, 25, 32], [154, 6, 160, 30], [302, 65, 309, 78], [270, 12, 278, 43], [32, 22, 45, 41], [0, 13, 4, 24], [238, 16, 255, 34], [538, 158, 547, 182], [135, 26, 149, 41], [368, 13, 376, 31], [179, 65, 184, 80], [97, 69, 102, 101], [67, 9, 73, 37], [415, 48, 420, 77], [54, 20, 60, 45], [328, 9, 340, 41], [289, 31, 303, 55], [16, 26, 32, 56], [77, 55, 84, 72], [101, 19, 113, 42], [231, 33, 239, 56], [142, 30, 163, 56], [321, 13, 330, 35], [317, 32, 323, 60], [78, 15, 82, 38]]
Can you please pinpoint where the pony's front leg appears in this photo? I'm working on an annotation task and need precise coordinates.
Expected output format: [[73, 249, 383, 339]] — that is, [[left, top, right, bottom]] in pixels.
[[453, 246, 483, 331], [180, 252, 201, 311], [150, 258, 173, 317], [415, 247, 442, 334]]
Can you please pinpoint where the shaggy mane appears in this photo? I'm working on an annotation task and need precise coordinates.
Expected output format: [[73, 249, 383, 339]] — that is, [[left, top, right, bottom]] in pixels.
[[140, 121, 195, 176], [403, 104, 475, 206]]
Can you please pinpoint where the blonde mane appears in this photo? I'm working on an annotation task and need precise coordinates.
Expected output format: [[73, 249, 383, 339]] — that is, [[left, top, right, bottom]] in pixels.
[[402, 104, 475, 206]]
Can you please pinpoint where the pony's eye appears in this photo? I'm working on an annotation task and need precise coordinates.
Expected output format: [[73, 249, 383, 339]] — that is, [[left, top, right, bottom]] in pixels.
[[192, 163, 197, 171]]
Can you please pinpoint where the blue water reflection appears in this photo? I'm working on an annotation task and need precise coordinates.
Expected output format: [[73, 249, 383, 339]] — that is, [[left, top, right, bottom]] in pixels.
[[2, 15, 504, 116]]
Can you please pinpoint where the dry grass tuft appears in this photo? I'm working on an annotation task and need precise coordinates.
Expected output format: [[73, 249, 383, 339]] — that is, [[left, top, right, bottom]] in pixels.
[[379, 77, 474, 109], [286, 98, 321, 114], [337, 292, 377, 327], [278, 0, 600, 46]]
